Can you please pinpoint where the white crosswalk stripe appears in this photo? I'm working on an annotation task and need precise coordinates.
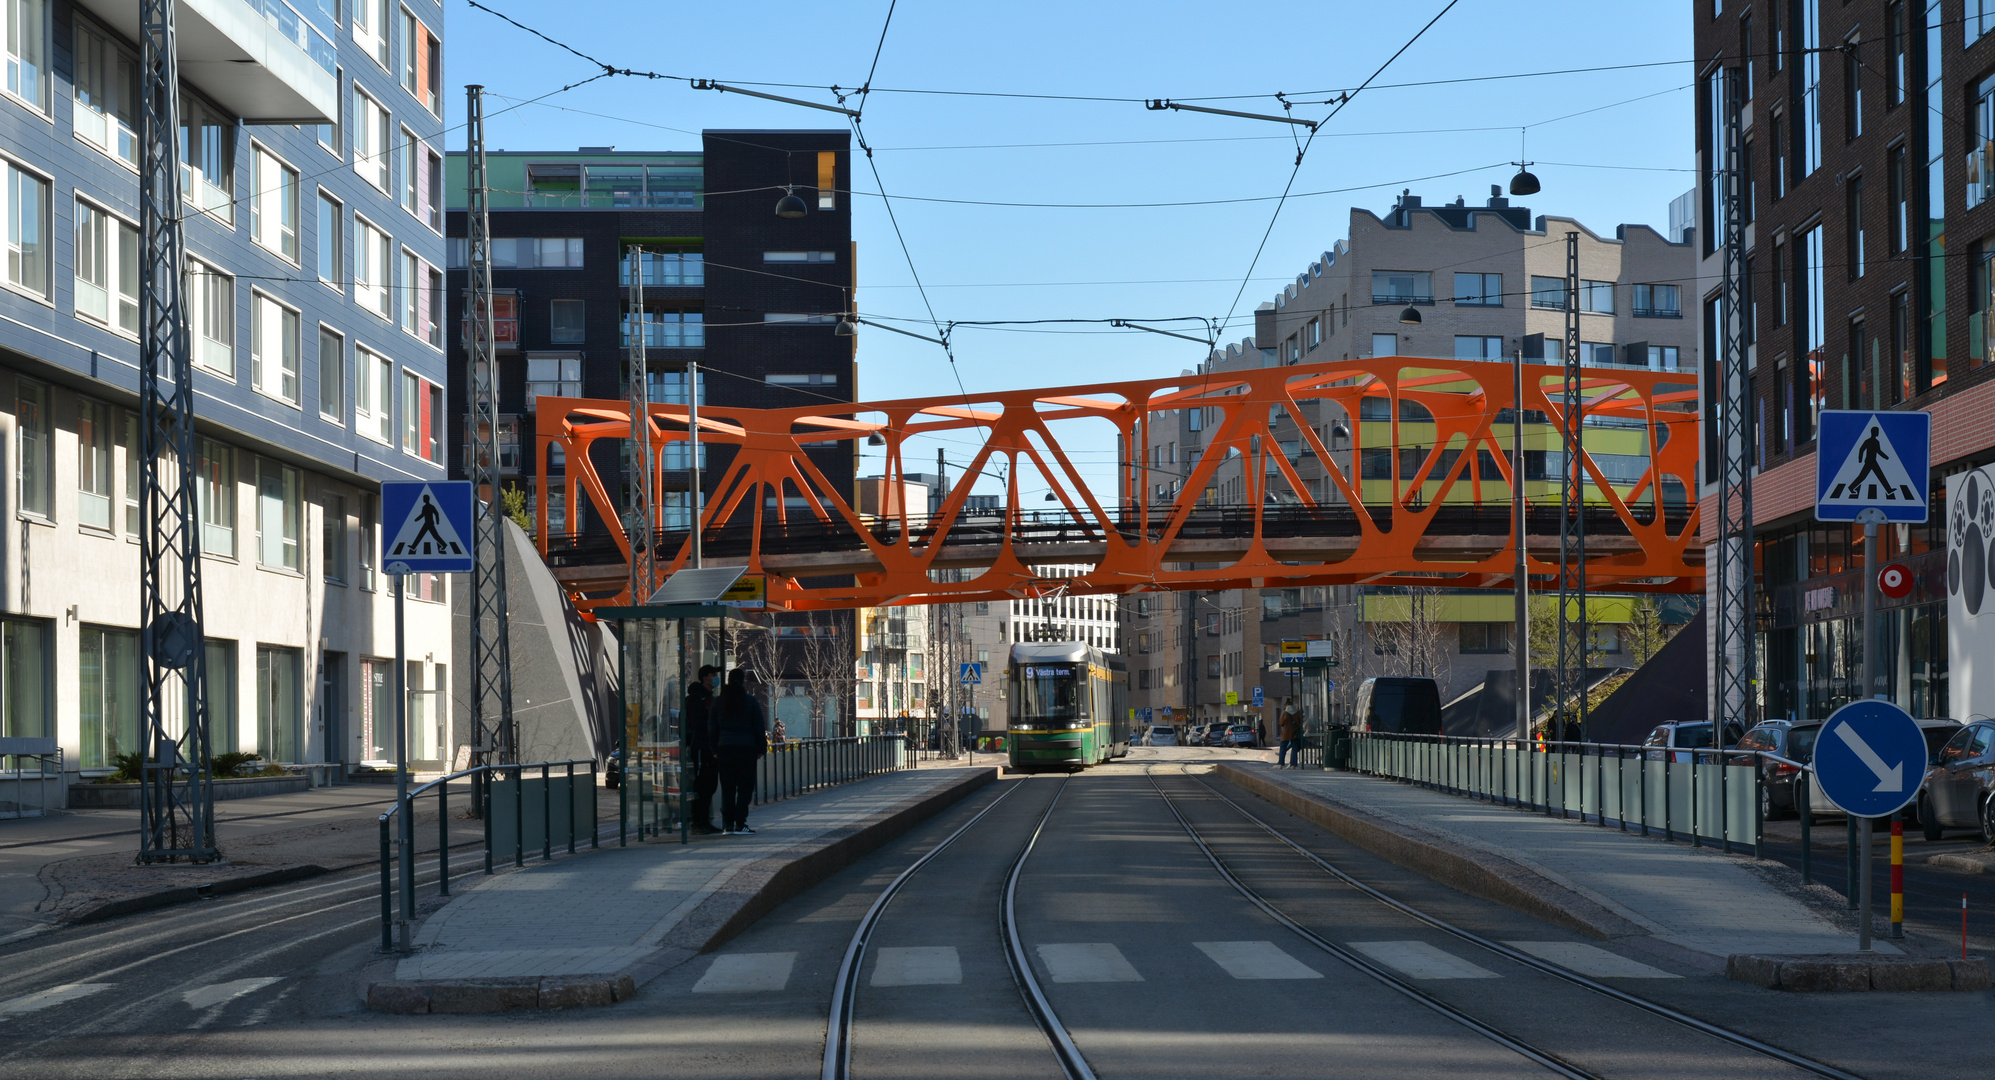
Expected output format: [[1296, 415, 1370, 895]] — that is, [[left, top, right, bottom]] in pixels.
[[871, 946, 962, 986], [693, 952, 796, 993], [183, 978, 284, 1011], [1194, 941, 1323, 980], [0, 984, 113, 1021], [1504, 941, 1679, 979], [1349, 940, 1499, 980], [1036, 943, 1144, 983]]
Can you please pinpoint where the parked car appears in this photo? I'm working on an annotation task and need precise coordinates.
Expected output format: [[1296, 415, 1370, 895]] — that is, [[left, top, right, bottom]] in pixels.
[[1204, 724, 1232, 747], [1352, 677, 1442, 736], [1640, 720, 1745, 763], [1803, 717, 1958, 825], [1147, 725, 1177, 747], [1919, 720, 1994, 841], [1225, 724, 1258, 748], [1736, 721, 1820, 819]]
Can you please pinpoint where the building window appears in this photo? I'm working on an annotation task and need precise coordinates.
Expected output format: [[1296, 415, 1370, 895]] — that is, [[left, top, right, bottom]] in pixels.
[[1631, 283, 1681, 317], [1846, 173, 1865, 279], [526, 353, 582, 401], [206, 639, 237, 753], [1452, 272, 1501, 306], [549, 298, 585, 344], [3, 159, 49, 297], [318, 326, 344, 422], [323, 493, 347, 583], [1799, 0, 1821, 175], [72, 20, 136, 167], [77, 398, 112, 530], [197, 437, 234, 557], [1972, 0, 1995, 43], [351, 0, 387, 69], [491, 237, 584, 268], [1580, 280, 1614, 314], [398, 8, 441, 115], [1887, 2, 1906, 107], [1888, 145, 1908, 254], [1844, 32, 1862, 142], [256, 458, 301, 571], [1459, 623, 1509, 654], [624, 310, 704, 348], [763, 250, 836, 264], [359, 493, 378, 591], [256, 645, 302, 763], [4, 0, 48, 110], [0, 616, 48, 741], [817, 150, 836, 210], [1453, 336, 1503, 361], [250, 292, 301, 405], [316, 65, 343, 156], [317, 191, 343, 288], [73, 200, 138, 335], [626, 250, 706, 285], [121, 413, 138, 534], [187, 261, 235, 375], [179, 94, 233, 223], [1769, 108, 1786, 200], [400, 370, 442, 462], [765, 373, 838, 386], [353, 86, 390, 192], [251, 146, 299, 262], [1800, 223, 1825, 443], [1369, 332, 1396, 358], [354, 218, 391, 322], [354, 346, 392, 443], [78, 625, 137, 769], [1305, 317, 1321, 351], [1530, 275, 1568, 309], [1371, 270, 1431, 304]]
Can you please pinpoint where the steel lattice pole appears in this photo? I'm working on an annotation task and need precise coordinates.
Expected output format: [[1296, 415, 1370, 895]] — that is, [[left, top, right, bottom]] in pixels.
[[137, 0, 215, 863], [627, 248, 656, 604], [1556, 231, 1587, 740], [466, 86, 515, 768], [1715, 68, 1756, 740]]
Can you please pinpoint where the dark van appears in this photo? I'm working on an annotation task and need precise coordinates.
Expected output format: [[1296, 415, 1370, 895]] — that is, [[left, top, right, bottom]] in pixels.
[[1352, 677, 1443, 735]]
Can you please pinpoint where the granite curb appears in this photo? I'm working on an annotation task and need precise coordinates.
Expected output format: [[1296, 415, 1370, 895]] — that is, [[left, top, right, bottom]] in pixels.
[[1724, 953, 1992, 991], [53, 863, 332, 926], [365, 766, 999, 1014], [1214, 763, 1646, 941]]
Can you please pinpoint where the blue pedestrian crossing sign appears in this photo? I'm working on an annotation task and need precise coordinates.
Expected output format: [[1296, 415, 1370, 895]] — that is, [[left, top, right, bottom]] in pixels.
[[1812, 699, 1927, 818], [960, 662, 982, 685], [1816, 410, 1930, 523], [382, 481, 474, 574]]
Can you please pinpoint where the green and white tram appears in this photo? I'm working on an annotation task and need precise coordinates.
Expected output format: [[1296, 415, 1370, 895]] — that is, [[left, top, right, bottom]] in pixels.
[[1006, 642, 1130, 770]]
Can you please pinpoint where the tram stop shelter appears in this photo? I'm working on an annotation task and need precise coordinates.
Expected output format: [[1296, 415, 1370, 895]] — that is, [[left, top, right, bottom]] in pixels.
[[594, 567, 755, 846]]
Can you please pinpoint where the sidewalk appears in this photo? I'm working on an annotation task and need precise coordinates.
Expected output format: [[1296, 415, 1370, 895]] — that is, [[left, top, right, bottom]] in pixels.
[[1219, 763, 1892, 959], [368, 764, 994, 1012]]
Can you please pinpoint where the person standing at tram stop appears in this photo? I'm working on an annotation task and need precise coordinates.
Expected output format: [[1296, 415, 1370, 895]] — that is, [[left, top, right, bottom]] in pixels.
[[715, 668, 770, 835], [1277, 698, 1302, 769], [684, 665, 722, 835]]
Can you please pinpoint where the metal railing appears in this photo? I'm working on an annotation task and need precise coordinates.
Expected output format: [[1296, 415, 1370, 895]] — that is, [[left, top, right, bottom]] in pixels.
[[378, 758, 598, 951], [1350, 732, 1768, 856], [752, 735, 910, 807], [0, 737, 63, 818]]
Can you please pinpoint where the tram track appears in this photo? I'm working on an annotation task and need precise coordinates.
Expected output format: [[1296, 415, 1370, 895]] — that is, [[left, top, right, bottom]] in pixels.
[[1147, 766, 1870, 1080]]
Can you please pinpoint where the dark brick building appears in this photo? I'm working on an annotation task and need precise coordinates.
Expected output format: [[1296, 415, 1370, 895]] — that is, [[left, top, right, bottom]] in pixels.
[[1695, 1, 1995, 722], [444, 130, 859, 733]]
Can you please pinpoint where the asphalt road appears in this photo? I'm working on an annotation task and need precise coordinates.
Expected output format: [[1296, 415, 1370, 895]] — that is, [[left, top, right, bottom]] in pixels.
[[1, 747, 1989, 1079]]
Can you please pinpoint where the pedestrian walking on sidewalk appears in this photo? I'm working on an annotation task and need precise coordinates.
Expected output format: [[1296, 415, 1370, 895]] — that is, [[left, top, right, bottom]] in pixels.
[[714, 668, 770, 834], [1277, 698, 1302, 768], [684, 665, 722, 834]]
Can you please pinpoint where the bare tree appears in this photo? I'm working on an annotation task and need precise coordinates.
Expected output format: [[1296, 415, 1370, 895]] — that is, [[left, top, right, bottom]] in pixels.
[[1622, 596, 1681, 665], [1366, 589, 1451, 688], [798, 611, 852, 738]]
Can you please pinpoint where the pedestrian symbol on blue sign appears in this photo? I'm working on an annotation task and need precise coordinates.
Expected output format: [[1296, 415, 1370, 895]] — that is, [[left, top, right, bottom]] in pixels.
[[382, 481, 475, 575], [1816, 410, 1931, 523], [1251, 686, 1264, 708], [960, 662, 982, 685], [1811, 699, 1928, 819]]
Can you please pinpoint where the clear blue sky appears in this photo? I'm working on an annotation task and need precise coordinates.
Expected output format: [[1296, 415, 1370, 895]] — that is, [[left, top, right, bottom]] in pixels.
[[444, 0, 1694, 495]]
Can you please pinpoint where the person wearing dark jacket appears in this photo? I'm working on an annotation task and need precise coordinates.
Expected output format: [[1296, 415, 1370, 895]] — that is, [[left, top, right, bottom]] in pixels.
[[713, 668, 769, 834], [683, 665, 722, 834]]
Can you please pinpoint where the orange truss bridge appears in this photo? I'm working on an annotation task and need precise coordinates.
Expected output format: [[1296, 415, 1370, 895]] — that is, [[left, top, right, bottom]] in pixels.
[[533, 354, 1704, 613]]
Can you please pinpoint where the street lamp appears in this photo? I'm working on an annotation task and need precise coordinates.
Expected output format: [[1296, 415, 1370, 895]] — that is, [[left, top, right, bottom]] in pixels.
[[1508, 161, 1541, 197], [1398, 305, 1422, 325], [774, 186, 810, 219]]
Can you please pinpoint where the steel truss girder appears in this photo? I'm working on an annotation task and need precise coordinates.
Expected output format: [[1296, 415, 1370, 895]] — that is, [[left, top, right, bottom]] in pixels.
[[137, 0, 215, 862], [465, 86, 515, 767], [534, 355, 1706, 612]]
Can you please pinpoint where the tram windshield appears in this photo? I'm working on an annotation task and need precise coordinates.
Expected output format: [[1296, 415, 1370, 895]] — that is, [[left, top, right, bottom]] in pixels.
[[1016, 663, 1086, 722]]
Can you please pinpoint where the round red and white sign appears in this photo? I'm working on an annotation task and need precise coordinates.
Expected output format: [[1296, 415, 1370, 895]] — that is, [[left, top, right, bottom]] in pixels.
[[1878, 563, 1914, 599]]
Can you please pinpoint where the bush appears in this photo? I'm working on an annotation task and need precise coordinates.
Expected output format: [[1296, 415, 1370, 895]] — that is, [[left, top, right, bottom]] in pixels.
[[106, 751, 143, 783], [212, 751, 261, 778]]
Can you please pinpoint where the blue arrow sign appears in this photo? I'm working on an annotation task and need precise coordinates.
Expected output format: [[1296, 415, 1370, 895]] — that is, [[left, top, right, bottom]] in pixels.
[[959, 662, 982, 685], [381, 481, 475, 574], [1816, 410, 1930, 523], [1812, 699, 1927, 818]]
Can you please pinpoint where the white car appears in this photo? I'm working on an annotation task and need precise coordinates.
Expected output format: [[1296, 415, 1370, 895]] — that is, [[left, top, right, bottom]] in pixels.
[[1147, 726, 1177, 747]]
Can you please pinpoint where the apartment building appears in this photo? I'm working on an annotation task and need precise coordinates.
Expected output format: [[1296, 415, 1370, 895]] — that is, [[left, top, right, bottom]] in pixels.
[[0, 0, 454, 782], [443, 133, 858, 731], [1125, 189, 1698, 727], [1693, 1, 1995, 722]]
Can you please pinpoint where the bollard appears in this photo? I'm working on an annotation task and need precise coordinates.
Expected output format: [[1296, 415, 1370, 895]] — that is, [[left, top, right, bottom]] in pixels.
[[439, 779, 450, 897], [1890, 818, 1904, 939], [1846, 817, 1859, 909], [1798, 770, 1813, 884]]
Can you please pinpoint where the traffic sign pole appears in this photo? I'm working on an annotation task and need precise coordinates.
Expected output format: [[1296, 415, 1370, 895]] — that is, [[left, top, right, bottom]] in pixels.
[[1860, 507, 1881, 952]]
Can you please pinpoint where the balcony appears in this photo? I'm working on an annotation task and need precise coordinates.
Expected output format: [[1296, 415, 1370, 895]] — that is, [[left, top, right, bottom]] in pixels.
[[75, 0, 337, 123]]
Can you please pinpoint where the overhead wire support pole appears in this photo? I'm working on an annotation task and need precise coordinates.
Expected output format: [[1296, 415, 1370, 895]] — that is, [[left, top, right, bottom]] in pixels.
[[466, 85, 516, 770], [1143, 99, 1320, 130], [690, 80, 860, 117], [627, 248, 656, 602], [1715, 65, 1756, 746], [137, 0, 215, 864], [1556, 231, 1586, 741]]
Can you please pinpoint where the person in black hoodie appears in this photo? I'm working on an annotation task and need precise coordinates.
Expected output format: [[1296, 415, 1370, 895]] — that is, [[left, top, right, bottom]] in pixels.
[[683, 665, 722, 834], [713, 667, 769, 834]]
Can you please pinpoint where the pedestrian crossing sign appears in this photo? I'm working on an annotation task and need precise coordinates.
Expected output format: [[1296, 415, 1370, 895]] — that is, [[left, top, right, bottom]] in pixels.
[[1815, 410, 1930, 524], [382, 481, 475, 574]]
